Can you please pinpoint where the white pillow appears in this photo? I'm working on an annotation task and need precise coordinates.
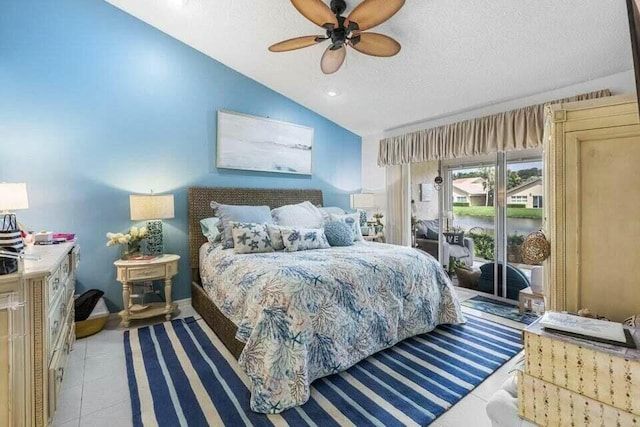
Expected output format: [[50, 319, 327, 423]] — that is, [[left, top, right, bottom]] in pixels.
[[329, 212, 364, 241], [280, 227, 330, 252], [271, 201, 324, 228], [318, 206, 346, 223]]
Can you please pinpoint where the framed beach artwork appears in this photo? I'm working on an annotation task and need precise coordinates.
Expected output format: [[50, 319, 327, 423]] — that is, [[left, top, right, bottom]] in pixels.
[[216, 110, 314, 175]]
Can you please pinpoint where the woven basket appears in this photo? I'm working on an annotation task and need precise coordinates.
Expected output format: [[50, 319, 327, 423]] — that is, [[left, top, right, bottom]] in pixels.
[[521, 230, 551, 264]]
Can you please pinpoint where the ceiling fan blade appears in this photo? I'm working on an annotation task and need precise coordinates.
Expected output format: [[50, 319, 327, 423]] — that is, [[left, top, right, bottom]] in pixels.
[[351, 32, 401, 57], [269, 35, 326, 52], [291, 0, 338, 28], [347, 0, 405, 31], [320, 46, 346, 74]]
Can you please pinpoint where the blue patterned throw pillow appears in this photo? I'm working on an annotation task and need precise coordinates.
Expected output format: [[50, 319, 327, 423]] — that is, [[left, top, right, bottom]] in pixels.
[[280, 227, 330, 252], [329, 212, 364, 241], [229, 222, 274, 254], [324, 221, 354, 247]]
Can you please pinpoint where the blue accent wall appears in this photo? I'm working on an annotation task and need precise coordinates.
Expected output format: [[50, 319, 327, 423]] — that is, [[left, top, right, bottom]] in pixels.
[[0, 0, 361, 312]]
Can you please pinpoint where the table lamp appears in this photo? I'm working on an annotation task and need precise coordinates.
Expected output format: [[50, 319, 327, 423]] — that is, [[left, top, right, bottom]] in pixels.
[[129, 193, 174, 256], [0, 183, 29, 232], [350, 193, 376, 234]]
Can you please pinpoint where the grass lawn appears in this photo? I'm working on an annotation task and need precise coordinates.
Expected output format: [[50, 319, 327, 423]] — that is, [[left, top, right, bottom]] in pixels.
[[453, 206, 543, 219]]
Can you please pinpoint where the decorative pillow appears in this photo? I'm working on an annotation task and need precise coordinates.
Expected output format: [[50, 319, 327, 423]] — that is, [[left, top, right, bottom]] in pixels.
[[280, 227, 330, 252], [318, 206, 346, 223], [324, 221, 354, 247], [329, 212, 363, 241], [271, 201, 324, 228], [229, 222, 274, 254], [210, 202, 273, 248], [265, 224, 287, 251], [443, 231, 465, 247], [199, 217, 221, 244], [417, 219, 439, 240]]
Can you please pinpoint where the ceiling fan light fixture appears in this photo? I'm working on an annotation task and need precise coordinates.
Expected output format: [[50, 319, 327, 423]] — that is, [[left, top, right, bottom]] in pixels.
[[270, 0, 405, 73]]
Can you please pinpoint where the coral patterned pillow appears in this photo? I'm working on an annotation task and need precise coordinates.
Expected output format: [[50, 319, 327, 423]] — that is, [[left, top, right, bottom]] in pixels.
[[280, 227, 330, 252], [229, 222, 274, 254]]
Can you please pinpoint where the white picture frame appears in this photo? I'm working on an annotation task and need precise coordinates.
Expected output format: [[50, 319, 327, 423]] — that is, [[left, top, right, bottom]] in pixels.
[[216, 110, 314, 175]]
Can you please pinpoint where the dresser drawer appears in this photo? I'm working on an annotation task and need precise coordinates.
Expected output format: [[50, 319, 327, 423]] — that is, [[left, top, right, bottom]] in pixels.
[[47, 267, 62, 305], [64, 273, 75, 305], [47, 324, 71, 424], [47, 296, 69, 360], [59, 255, 70, 284], [127, 264, 165, 281], [72, 246, 80, 272]]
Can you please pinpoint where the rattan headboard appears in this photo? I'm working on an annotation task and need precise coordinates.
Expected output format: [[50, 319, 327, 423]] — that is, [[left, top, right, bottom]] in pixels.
[[188, 187, 323, 281]]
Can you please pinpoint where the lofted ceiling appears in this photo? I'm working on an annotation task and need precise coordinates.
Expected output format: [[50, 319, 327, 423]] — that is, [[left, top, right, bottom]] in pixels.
[[106, 0, 633, 136]]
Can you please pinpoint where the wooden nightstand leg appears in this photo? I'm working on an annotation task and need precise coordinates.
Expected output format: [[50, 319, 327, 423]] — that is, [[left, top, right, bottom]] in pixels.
[[122, 282, 131, 327], [164, 278, 173, 321], [519, 297, 525, 314]]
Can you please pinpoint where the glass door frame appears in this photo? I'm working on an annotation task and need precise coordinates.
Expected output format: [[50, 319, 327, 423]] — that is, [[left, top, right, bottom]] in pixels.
[[442, 149, 543, 300]]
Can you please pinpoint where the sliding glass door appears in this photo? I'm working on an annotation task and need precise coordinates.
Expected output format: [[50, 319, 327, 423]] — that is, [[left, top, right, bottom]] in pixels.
[[443, 150, 543, 301]]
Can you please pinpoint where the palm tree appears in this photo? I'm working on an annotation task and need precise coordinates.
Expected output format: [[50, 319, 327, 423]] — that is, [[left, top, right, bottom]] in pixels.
[[479, 167, 495, 206]]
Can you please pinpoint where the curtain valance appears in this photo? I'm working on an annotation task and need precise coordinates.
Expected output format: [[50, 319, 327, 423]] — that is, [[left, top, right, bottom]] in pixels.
[[378, 89, 611, 166]]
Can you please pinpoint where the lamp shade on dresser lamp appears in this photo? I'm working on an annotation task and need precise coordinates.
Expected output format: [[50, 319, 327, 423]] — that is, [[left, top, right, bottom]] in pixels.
[[350, 193, 376, 210], [129, 193, 174, 256]]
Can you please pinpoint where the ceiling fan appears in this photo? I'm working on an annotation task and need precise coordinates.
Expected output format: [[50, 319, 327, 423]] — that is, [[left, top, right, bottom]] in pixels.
[[269, 0, 405, 74]]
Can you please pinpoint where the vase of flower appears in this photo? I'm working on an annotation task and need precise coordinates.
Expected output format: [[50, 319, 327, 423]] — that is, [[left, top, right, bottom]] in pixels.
[[122, 241, 141, 260], [106, 226, 148, 260]]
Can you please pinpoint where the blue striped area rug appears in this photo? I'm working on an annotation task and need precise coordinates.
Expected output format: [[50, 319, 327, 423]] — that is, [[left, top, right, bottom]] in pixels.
[[124, 315, 523, 426]]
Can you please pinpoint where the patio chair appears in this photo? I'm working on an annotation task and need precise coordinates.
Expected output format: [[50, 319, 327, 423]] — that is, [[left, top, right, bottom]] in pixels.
[[414, 219, 475, 268]]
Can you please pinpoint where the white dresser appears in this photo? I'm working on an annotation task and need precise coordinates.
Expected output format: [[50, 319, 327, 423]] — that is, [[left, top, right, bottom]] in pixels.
[[0, 242, 80, 426]]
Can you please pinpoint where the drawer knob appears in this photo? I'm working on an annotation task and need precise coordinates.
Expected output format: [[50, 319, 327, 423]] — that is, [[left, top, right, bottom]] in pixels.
[[52, 320, 59, 336], [57, 367, 64, 383]]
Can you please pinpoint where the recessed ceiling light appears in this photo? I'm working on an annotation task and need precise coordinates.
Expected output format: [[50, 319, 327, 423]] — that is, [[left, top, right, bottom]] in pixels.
[[327, 90, 338, 97]]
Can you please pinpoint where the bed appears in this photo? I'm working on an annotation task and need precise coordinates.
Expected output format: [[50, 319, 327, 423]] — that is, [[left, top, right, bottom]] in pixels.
[[189, 187, 465, 414]]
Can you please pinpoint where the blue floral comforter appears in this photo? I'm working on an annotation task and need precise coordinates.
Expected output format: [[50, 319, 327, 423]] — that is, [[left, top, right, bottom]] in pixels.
[[200, 242, 465, 413]]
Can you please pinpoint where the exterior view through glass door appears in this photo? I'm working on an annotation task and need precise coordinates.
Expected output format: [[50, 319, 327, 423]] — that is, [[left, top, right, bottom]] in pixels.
[[443, 151, 543, 301]]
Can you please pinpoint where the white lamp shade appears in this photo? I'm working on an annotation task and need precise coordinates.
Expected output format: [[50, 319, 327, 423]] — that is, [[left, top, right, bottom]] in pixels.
[[0, 183, 29, 211], [129, 194, 175, 221], [350, 193, 376, 209]]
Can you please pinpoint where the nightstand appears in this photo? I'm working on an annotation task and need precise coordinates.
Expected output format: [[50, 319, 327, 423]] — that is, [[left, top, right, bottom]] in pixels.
[[363, 232, 385, 243], [114, 254, 180, 327]]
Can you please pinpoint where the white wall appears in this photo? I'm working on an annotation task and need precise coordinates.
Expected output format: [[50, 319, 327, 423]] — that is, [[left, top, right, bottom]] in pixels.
[[410, 161, 439, 220], [361, 132, 387, 217], [360, 70, 636, 220]]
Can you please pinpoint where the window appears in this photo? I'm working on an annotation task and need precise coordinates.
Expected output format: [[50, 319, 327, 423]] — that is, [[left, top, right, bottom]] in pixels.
[[510, 195, 527, 204], [455, 196, 467, 203], [533, 195, 543, 208]]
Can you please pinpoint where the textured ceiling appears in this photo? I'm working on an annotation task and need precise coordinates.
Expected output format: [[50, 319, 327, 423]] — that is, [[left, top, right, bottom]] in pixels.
[[106, 0, 633, 136]]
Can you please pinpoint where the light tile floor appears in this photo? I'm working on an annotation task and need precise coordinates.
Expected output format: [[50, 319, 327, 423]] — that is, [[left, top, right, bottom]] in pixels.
[[54, 290, 525, 427]]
